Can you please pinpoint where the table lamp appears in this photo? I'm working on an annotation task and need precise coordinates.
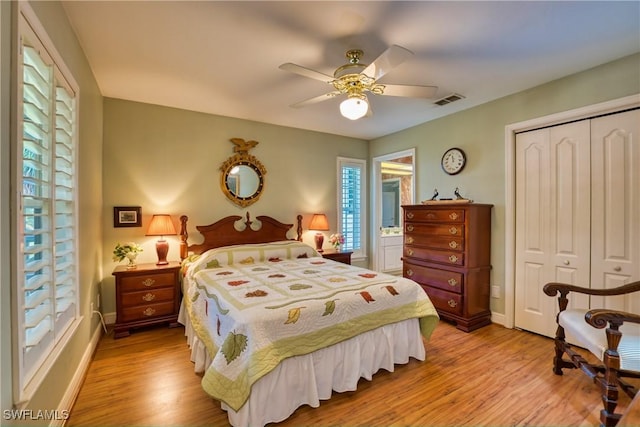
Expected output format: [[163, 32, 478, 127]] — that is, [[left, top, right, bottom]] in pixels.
[[308, 213, 329, 253], [146, 214, 177, 265]]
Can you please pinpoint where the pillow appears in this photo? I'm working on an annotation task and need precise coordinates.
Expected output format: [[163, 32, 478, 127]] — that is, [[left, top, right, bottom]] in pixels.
[[185, 241, 319, 277]]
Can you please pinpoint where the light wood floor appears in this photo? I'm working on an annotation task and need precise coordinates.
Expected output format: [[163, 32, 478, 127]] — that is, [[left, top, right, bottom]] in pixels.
[[66, 321, 635, 427]]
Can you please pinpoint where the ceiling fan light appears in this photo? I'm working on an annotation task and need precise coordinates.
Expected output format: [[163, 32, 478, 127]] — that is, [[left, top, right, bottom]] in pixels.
[[340, 96, 368, 120]]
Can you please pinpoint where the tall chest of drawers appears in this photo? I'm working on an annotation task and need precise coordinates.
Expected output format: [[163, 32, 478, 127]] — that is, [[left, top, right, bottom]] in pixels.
[[112, 262, 181, 338], [403, 204, 493, 332]]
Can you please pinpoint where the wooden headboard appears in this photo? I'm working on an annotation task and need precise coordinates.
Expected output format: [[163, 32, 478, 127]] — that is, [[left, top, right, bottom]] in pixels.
[[179, 212, 303, 260]]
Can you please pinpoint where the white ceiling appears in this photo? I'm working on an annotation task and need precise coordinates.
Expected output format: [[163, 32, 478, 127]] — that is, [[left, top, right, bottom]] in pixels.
[[61, 1, 640, 140]]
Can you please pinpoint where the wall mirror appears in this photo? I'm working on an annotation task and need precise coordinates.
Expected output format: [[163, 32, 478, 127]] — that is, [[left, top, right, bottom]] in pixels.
[[220, 138, 266, 207]]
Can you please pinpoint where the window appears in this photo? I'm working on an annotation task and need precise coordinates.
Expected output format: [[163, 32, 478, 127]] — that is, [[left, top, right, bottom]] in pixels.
[[15, 7, 80, 402], [337, 157, 366, 259]]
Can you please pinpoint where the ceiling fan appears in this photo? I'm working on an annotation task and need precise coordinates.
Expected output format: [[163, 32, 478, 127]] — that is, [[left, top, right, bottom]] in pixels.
[[279, 45, 438, 120]]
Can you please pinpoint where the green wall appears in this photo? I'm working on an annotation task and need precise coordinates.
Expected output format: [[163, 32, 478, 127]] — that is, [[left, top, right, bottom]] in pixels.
[[370, 53, 640, 315], [101, 98, 368, 314], [1, 0, 104, 420]]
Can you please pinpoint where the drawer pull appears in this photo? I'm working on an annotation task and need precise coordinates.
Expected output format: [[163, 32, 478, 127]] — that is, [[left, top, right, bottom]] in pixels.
[[448, 278, 458, 287], [449, 255, 459, 263], [426, 213, 436, 219], [449, 241, 458, 249], [407, 212, 414, 219], [142, 278, 156, 287], [407, 249, 414, 256], [406, 236, 414, 244], [406, 269, 414, 277], [143, 307, 156, 317], [142, 293, 156, 302], [614, 266, 622, 272], [449, 227, 458, 235], [406, 225, 414, 232], [449, 212, 459, 220], [448, 299, 457, 308]]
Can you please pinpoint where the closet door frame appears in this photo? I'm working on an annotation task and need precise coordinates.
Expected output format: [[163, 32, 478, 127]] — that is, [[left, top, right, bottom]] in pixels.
[[503, 94, 640, 329]]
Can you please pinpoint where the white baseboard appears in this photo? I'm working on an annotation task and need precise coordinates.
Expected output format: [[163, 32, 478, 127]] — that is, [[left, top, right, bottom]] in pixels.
[[103, 312, 116, 325], [491, 311, 506, 327], [52, 323, 102, 427]]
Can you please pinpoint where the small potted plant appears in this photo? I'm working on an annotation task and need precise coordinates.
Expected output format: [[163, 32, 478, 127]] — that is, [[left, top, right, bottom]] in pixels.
[[329, 233, 345, 250], [113, 242, 143, 269]]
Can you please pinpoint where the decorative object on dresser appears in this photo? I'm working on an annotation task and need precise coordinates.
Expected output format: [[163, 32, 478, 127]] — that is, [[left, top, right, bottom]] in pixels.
[[146, 214, 177, 265], [403, 203, 493, 332], [308, 213, 330, 252], [112, 262, 181, 338], [112, 241, 143, 270], [320, 248, 352, 265]]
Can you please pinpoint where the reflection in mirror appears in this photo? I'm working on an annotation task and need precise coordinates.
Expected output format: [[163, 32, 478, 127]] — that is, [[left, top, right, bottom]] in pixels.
[[220, 138, 266, 208], [380, 158, 413, 234], [382, 179, 400, 227], [227, 164, 260, 197]]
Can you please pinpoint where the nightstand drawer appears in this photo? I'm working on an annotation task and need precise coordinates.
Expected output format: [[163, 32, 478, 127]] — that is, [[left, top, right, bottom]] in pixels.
[[119, 301, 176, 323], [121, 288, 175, 307], [120, 272, 176, 291]]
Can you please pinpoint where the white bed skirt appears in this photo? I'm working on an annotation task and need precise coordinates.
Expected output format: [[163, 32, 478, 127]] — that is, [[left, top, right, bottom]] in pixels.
[[178, 301, 426, 427]]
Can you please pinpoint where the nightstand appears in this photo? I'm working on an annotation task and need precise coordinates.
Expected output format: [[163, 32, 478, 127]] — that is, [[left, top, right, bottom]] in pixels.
[[112, 261, 181, 338], [320, 248, 353, 265]]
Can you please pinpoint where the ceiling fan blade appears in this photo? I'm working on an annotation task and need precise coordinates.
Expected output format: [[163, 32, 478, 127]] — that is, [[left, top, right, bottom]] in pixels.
[[381, 84, 438, 99], [361, 45, 414, 81], [290, 91, 341, 108], [279, 63, 334, 83]]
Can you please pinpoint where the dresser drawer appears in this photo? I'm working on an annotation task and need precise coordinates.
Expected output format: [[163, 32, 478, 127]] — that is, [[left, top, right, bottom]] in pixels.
[[121, 287, 175, 308], [404, 246, 465, 266], [120, 272, 176, 292], [405, 223, 464, 238], [405, 234, 464, 251], [119, 301, 176, 323], [404, 263, 463, 293], [405, 209, 465, 223], [422, 286, 463, 316]]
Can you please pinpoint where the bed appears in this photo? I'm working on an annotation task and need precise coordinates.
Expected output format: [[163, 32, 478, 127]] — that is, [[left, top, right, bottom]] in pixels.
[[177, 213, 439, 427]]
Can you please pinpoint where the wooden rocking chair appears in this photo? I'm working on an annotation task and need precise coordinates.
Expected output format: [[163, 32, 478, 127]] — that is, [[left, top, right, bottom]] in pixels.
[[543, 281, 640, 427]]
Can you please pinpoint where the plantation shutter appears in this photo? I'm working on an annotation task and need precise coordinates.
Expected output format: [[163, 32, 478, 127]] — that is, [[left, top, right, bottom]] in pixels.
[[18, 14, 79, 392], [337, 158, 366, 258]]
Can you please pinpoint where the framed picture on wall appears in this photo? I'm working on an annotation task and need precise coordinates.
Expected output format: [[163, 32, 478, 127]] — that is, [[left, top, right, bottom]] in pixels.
[[113, 206, 142, 228]]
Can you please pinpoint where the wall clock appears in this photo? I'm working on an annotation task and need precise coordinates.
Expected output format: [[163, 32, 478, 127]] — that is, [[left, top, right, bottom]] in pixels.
[[441, 147, 466, 175]]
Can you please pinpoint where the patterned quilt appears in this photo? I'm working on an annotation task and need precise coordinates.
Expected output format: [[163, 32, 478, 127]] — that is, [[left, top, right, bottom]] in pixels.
[[182, 241, 439, 411]]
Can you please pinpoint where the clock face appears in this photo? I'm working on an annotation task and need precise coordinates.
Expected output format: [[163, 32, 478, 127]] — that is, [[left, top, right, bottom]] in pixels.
[[441, 148, 466, 175]]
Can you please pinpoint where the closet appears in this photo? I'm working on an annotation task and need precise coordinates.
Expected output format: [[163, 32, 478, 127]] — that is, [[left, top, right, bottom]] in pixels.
[[514, 109, 639, 338]]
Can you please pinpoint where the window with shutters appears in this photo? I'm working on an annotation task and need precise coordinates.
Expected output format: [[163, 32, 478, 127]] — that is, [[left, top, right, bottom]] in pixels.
[[337, 157, 367, 259], [15, 7, 80, 402]]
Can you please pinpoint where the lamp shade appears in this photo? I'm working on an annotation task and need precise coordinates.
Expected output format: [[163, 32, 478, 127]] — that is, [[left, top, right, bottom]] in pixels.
[[340, 95, 368, 120], [308, 214, 329, 231], [146, 214, 177, 237]]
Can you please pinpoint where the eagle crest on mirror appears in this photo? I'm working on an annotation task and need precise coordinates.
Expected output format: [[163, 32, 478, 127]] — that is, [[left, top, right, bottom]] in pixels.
[[220, 138, 266, 208]]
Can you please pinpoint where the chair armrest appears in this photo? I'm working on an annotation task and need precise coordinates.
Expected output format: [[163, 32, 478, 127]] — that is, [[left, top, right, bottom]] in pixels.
[[544, 281, 640, 298], [586, 309, 640, 329]]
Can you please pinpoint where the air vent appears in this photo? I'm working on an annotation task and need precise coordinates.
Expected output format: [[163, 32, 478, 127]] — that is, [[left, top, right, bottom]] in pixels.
[[434, 93, 465, 106]]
